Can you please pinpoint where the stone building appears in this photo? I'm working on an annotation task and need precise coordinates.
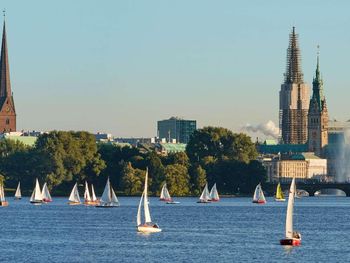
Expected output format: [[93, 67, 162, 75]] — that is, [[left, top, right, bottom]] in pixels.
[[0, 20, 16, 132], [308, 53, 328, 157], [279, 27, 309, 144]]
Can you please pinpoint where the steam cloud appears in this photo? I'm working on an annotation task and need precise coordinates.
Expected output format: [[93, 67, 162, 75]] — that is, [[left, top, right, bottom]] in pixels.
[[242, 120, 279, 139]]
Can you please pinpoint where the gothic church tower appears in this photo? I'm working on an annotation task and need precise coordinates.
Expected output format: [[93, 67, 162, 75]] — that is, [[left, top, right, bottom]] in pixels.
[[308, 53, 328, 156], [279, 27, 310, 144], [0, 20, 16, 133]]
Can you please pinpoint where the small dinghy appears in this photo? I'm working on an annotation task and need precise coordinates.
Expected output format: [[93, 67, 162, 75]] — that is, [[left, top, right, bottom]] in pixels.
[[252, 183, 266, 204], [160, 183, 179, 204], [14, 182, 21, 200], [275, 182, 286, 202], [197, 183, 211, 203], [30, 178, 43, 204], [68, 183, 81, 205], [42, 183, 52, 203], [84, 181, 100, 205], [280, 178, 301, 246], [209, 183, 220, 202], [96, 178, 119, 208], [0, 182, 8, 206], [137, 168, 161, 233]]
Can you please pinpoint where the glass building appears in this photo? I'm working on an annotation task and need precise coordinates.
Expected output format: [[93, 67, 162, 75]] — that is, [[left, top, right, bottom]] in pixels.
[[157, 117, 196, 144]]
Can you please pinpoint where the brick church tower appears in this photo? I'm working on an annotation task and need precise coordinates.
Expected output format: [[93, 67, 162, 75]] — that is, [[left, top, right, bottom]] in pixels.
[[0, 20, 16, 133]]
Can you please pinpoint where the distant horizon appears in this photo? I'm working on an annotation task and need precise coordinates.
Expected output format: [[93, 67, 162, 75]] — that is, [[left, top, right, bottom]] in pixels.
[[2, 1, 350, 139]]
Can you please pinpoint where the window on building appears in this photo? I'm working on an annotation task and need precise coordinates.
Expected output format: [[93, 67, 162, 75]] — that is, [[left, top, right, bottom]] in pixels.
[[5, 118, 9, 125]]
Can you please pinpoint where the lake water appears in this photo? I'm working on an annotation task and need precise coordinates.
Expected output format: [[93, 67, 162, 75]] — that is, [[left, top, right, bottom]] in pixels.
[[0, 196, 350, 262]]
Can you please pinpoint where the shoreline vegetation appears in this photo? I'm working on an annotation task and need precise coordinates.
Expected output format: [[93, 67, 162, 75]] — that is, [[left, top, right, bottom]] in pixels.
[[0, 127, 266, 198]]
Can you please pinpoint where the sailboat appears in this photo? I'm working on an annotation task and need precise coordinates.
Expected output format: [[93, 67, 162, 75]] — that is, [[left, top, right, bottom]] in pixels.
[[159, 183, 172, 202], [275, 183, 286, 202], [42, 183, 52, 203], [0, 182, 8, 206], [280, 178, 301, 246], [91, 184, 99, 205], [209, 183, 220, 202], [30, 178, 43, 204], [197, 183, 211, 203], [137, 168, 161, 233], [159, 183, 180, 204], [96, 178, 119, 208], [14, 182, 21, 200], [68, 183, 81, 205], [252, 183, 266, 204]]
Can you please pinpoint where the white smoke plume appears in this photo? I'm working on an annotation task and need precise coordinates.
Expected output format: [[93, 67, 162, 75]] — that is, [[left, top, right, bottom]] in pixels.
[[242, 120, 279, 139]]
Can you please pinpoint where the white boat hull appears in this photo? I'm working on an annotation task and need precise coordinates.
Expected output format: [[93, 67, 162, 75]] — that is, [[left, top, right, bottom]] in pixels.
[[137, 225, 162, 233]]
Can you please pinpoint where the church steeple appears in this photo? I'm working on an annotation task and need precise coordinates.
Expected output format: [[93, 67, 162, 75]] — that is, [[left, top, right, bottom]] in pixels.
[[0, 19, 11, 98], [284, 27, 304, 84], [311, 49, 324, 112]]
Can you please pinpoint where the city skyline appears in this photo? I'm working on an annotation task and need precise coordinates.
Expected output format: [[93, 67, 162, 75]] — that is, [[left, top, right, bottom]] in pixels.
[[2, 1, 350, 138]]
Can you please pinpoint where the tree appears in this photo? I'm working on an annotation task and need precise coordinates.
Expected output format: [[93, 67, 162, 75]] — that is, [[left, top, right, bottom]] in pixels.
[[146, 152, 165, 195], [189, 164, 207, 195], [165, 164, 190, 196], [121, 162, 144, 195], [186, 127, 257, 164]]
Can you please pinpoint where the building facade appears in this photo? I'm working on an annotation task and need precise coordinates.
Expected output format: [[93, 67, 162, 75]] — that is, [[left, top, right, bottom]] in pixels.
[[0, 21, 16, 133], [279, 27, 309, 144], [307, 54, 328, 157], [157, 117, 196, 144]]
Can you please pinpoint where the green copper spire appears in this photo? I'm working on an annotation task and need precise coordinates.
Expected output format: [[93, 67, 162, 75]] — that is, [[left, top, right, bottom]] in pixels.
[[312, 47, 324, 111]]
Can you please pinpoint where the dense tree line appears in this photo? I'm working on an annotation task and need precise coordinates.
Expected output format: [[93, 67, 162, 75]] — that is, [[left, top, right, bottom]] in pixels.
[[0, 128, 266, 196]]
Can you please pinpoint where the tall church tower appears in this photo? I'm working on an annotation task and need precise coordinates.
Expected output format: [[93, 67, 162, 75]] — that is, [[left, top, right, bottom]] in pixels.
[[279, 27, 310, 144], [308, 52, 328, 156], [0, 19, 16, 133]]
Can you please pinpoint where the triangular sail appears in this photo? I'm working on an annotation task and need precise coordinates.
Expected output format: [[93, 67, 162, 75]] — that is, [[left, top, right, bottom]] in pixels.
[[209, 183, 219, 201], [160, 183, 171, 201], [111, 188, 119, 205], [42, 183, 52, 201], [100, 178, 112, 204], [259, 185, 266, 202], [137, 192, 144, 226], [253, 183, 266, 202], [199, 183, 210, 201], [30, 178, 43, 202], [276, 183, 284, 200], [69, 183, 80, 203], [91, 184, 97, 201], [144, 169, 152, 223], [84, 181, 91, 202], [285, 178, 296, 239], [0, 183, 5, 202], [15, 182, 21, 198]]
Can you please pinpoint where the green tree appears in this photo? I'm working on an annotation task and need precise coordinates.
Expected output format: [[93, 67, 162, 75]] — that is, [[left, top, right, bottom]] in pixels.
[[186, 127, 257, 164], [165, 164, 190, 196], [190, 164, 207, 195], [146, 152, 165, 195], [121, 162, 143, 195]]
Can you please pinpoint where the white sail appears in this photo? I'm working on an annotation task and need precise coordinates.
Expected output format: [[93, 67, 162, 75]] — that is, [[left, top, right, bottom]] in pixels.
[[100, 178, 112, 203], [84, 181, 91, 201], [259, 185, 266, 202], [42, 183, 52, 201], [209, 183, 219, 201], [137, 192, 144, 226], [285, 178, 296, 239], [199, 183, 210, 201], [15, 182, 21, 199], [30, 178, 43, 202], [69, 183, 81, 203], [160, 183, 171, 200], [91, 184, 97, 202], [144, 169, 152, 223], [0, 183, 5, 202], [253, 184, 266, 202], [111, 188, 119, 205]]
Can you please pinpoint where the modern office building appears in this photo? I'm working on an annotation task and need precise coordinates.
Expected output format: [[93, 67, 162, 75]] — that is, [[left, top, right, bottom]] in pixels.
[[157, 117, 196, 144]]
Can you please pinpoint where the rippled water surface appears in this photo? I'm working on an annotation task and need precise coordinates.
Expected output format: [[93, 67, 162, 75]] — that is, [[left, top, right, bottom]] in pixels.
[[1, 196, 350, 262]]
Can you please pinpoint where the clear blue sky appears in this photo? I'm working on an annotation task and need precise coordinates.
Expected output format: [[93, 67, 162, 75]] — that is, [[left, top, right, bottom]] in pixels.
[[3, 0, 350, 137]]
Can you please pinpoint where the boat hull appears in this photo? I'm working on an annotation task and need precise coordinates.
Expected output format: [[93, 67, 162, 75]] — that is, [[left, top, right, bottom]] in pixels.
[[159, 198, 172, 202], [43, 199, 52, 203], [197, 200, 211, 203], [280, 238, 301, 246], [275, 198, 286, 202], [252, 200, 266, 204], [166, 201, 180, 204], [68, 202, 81, 206], [0, 201, 8, 206], [137, 225, 162, 233], [14, 197, 21, 200], [95, 205, 119, 208], [84, 201, 100, 206], [30, 200, 43, 205]]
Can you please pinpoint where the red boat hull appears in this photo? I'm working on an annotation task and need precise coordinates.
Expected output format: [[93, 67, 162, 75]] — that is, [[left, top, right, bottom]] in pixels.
[[280, 238, 301, 246], [159, 198, 172, 202], [252, 200, 266, 204]]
